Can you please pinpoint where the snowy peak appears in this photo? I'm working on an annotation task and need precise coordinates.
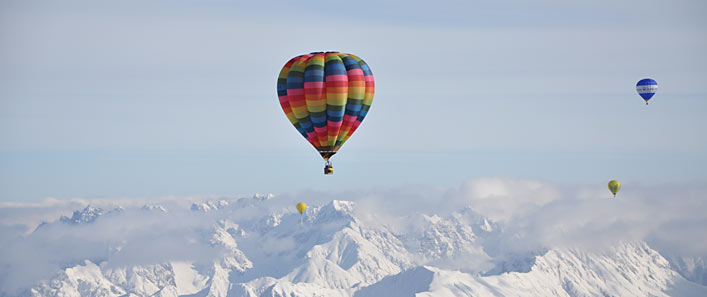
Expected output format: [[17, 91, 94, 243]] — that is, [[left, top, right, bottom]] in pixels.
[[60, 205, 103, 224], [251, 193, 275, 201], [190, 193, 275, 213], [329, 200, 354, 212], [353, 266, 435, 297], [229, 200, 414, 296], [13, 198, 707, 297], [142, 204, 168, 213], [32, 260, 127, 297], [191, 200, 230, 212], [355, 242, 707, 297], [312, 200, 356, 224], [59, 205, 123, 224], [286, 221, 412, 290], [656, 250, 707, 286], [398, 212, 491, 273], [455, 206, 499, 235]]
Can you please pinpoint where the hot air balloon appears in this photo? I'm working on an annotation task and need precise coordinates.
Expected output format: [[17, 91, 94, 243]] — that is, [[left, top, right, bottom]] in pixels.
[[608, 180, 621, 197], [296, 202, 307, 215], [277, 52, 374, 175], [636, 78, 658, 105]]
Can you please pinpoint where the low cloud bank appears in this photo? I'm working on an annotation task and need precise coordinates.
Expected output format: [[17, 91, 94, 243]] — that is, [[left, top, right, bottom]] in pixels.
[[0, 178, 705, 294]]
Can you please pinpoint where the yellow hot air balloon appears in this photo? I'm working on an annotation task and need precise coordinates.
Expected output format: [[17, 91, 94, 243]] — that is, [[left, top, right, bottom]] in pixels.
[[296, 202, 307, 214], [608, 180, 621, 197]]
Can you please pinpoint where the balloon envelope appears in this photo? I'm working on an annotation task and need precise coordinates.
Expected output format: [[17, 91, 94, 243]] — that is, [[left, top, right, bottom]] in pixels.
[[296, 202, 307, 214], [636, 78, 658, 102], [277, 52, 374, 160], [608, 180, 621, 196]]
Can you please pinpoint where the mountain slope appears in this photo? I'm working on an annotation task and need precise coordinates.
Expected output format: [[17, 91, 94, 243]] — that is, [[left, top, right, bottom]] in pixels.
[[357, 243, 707, 297], [11, 197, 707, 297]]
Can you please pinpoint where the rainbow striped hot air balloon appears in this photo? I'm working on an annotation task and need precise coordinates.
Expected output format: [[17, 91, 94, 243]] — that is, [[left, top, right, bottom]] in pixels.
[[636, 78, 658, 105], [277, 52, 374, 174]]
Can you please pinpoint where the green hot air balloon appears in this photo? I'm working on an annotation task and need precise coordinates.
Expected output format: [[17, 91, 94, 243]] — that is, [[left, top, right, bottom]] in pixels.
[[608, 180, 621, 197]]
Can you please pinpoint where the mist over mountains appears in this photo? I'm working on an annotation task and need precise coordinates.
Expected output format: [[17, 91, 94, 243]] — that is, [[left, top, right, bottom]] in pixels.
[[0, 178, 705, 296]]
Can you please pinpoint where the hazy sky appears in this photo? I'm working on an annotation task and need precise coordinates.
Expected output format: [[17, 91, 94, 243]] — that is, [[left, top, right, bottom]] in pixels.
[[1, 0, 706, 201]]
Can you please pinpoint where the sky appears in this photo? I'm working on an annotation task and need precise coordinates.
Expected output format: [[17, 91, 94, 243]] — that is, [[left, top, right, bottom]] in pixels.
[[1, 0, 706, 201]]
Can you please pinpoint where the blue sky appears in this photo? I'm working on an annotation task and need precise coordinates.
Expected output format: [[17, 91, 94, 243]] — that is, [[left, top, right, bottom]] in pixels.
[[1, 0, 706, 201]]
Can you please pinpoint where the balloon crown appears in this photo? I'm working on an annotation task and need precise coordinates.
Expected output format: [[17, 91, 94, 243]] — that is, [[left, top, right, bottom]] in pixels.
[[309, 51, 340, 54]]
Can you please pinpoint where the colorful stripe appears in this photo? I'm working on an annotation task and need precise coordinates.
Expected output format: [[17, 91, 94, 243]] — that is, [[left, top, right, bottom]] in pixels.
[[340, 55, 375, 144], [304, 53, 328, 147], [277, 57, 307, 138], [277, 52, 374, 159], [325, 53, 348, 147], [336, 54, 365, 146]]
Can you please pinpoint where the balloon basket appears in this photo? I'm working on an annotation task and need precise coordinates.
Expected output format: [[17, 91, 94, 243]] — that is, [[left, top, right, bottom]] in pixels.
[[324, 161, 333, 175]]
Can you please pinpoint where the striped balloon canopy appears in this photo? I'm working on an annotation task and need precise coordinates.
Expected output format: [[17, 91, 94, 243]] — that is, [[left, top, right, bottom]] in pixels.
[[277, 52, 374, 162], [636, 78, 658, 104]]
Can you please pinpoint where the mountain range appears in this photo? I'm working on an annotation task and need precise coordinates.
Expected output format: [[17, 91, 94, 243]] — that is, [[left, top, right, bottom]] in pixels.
[[4, 194, 706, 297]]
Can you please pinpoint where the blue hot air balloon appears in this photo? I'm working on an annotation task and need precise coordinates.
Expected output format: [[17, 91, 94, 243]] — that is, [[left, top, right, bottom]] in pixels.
[[636, 78, 658, 105]]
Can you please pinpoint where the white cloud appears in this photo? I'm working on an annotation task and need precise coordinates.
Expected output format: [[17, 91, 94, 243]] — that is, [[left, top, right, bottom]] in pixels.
[[0, 179, 705, 294], [349, 178, 707, 258]]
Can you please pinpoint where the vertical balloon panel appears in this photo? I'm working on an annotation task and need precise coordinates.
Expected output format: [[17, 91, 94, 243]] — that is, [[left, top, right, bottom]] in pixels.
[[324, 53, 348, 149], [303, 53, 328, 148]]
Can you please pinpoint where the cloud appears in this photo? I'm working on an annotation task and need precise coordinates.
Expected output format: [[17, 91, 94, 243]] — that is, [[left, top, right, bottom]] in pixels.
[[342, 178, 707, 259], [275, 178, 707, 261], [453, 178, 562, 222], [435, 179, 707, 259], [0, 199, 237, 294], [514, 184, 707, 255], [0, 179, 705, 294]]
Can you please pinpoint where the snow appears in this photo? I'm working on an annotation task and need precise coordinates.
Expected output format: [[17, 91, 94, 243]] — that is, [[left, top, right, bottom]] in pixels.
[[31, 260, 126, 297], [143, 204, 168, 213], [659, 252, 707, 286], [6, 195, 707, 297], [358, 244, 706, 297], [171, 261, 208, 295], [353, 266, 434, 297]]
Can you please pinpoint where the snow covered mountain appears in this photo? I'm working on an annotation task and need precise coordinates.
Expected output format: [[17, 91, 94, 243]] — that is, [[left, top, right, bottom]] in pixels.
[[5, 194, 707, 297]]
